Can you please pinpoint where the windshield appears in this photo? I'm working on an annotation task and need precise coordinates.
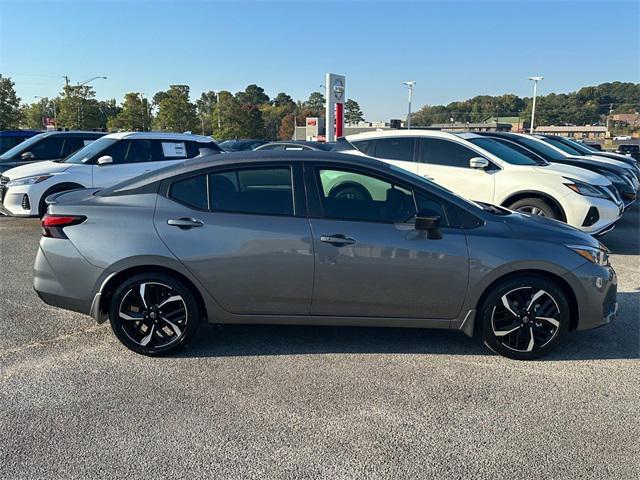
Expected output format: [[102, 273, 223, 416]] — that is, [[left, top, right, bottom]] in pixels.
[[559, 137, 594, 155], [469, 137, 544, 165], [0, 133, 47, 160], [542, 137, 583, 155], [511, 135, 565, 161], [64, 138, 118, 164]]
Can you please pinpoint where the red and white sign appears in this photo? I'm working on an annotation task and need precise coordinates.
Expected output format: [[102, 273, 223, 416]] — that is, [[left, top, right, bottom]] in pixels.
[[325, 73, 345, 142]]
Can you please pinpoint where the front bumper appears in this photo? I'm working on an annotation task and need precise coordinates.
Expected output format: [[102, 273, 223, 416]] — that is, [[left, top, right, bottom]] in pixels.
[[563, 262, 617, 331], [0, 184, 39, 217]]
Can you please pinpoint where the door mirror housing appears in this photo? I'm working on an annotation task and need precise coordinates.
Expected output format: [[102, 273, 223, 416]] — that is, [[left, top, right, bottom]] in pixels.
[[97, 155, 113, 165], [415, 211, 443, 239], [469, 157, 490, 169], [21, 151, 35, 161]]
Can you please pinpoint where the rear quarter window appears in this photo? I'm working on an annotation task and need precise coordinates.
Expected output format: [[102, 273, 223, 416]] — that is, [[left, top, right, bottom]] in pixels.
[[169, 175, 208, 210]]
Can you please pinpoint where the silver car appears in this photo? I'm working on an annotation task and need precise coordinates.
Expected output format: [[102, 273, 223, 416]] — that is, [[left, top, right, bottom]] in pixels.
[[34, 151, 617, 360]]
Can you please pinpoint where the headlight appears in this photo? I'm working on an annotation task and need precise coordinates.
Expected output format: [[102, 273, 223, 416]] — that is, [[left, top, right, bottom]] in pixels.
[[566, 244, 609, 266], [6, 175, 52, 187], [563, 177, 608, 199]]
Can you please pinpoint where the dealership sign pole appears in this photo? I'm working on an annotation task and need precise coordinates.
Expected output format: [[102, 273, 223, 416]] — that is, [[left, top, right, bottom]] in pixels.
[[326, 73, 345, 142]]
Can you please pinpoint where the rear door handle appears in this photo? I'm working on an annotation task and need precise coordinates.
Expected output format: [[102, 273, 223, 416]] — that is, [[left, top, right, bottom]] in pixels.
[[167, 217, 204, 229], [320, 234, 356, 246]]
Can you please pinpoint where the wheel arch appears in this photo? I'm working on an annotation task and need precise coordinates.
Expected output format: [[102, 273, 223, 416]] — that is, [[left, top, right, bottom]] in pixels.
[[98, 265, 209, 324], [501, 190, 567, 222], [473, 269, 579, 334], [39, 181, 87, 216]]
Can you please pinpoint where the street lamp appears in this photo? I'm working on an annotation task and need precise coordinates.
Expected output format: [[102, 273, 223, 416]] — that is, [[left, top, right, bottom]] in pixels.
[[402, 81, 416, 130], [74, 76, 107, 128], [528, 76, 543, 134], [214, 90, 221, 130], [35, 95, 57, 127], [78, 76, 107, 86]]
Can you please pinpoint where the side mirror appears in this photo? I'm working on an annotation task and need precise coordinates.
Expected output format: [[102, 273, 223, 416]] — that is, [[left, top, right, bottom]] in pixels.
[[21, 151, 35, 161], [415, 212, 443, 240], [469, 157, 489, 169], [97, 155, 113, 165]]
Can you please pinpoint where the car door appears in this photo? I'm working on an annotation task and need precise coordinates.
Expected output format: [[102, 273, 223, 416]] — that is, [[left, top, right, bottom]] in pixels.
[[369, 137, 419, 173], [417, 138, 496, 203], [91, 139, 155, 187], [307, 163, 469, 319], [153, 163, 314, 315]]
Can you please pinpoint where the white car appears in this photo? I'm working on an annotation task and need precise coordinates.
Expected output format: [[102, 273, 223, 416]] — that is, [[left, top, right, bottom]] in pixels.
[[614, 135, 632, 141], [336, 130, 623, 236], [0, 132, 221, 217]]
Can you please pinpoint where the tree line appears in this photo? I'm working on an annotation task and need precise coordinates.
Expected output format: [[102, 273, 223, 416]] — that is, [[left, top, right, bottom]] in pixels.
[[0, 75, 365, 140], [411, 81, 640, 130]]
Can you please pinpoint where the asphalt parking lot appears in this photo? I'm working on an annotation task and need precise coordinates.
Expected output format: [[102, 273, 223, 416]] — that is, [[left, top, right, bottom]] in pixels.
[[0, 209, 638, 479]]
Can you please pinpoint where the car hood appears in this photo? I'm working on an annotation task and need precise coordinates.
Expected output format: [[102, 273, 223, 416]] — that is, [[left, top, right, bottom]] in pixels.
[[529, 162, 610, 186], [593, 151, 637, 162], [501, 210, 600, 247], [2, 161, 72, 180], [579, 155, 637, 171]]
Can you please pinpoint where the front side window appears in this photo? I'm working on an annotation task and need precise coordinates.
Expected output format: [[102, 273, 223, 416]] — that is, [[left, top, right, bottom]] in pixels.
[[374, 137, 415, 161], [209, 167, 293, 216], [420, 138, 477, 168], [170, 175, 208, 210], [469, 138, 540, 165], [28, 137, 65, 160], [101, 139, 154, 164], [60, 138, 87, 157], [317, 168, 416, 223]]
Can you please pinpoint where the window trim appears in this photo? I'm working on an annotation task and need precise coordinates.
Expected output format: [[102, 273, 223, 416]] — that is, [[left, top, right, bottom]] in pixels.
[[168, 173, 210, 212]]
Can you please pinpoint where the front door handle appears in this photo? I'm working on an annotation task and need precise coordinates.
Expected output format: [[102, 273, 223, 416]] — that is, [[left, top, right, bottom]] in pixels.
[[320, 234, 356, 246], [167, 217, 204, 229]]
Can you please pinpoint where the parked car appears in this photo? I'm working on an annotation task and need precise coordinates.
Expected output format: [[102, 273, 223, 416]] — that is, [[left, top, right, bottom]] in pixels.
[[0, 132, 221, 217], [34, 151, 617, 360], [478, 134, 637, 208], [219, 139, 267, 152], [0, 130, 104, 174], [540, 134, 639, 171], [336, 130, 623, 236], [616, 144, 639, 161], [254, 140, 335, 151], [614, 135, 632, 141], [0, 129, 40, 155]]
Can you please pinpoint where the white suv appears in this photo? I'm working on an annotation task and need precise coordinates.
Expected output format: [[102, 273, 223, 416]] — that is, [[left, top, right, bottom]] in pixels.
[[337, 130, 623, 236], [0, 132, 221, 217]]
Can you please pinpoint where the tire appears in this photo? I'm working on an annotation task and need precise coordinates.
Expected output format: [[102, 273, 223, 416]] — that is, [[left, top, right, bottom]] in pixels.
[[109, 273, 201, 356], [478, 275, 570, 360], [507, 197, 558, 219], [329, 182, 372, 201]]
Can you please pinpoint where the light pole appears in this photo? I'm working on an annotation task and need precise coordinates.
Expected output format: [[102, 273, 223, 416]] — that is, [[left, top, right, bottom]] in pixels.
[[403, 81, 416, 129], [214, 90, 222, 131], [528, 76, 543, 134], [75, 76, 107, 128]]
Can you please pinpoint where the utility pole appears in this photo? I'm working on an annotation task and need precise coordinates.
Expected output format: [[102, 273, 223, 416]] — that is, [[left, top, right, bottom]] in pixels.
[[403, 81, 416, 129], [606, 103, 614, 135], [528, 76, 543, 134]]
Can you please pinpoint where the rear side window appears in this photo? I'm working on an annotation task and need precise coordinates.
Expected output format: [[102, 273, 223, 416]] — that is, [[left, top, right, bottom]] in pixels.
[[351, 139, 376, 155], [420, 138, 477, 168], [374, 137, 415, 161], [170, 175, 208, 210], [209, 167, 294, 216], [28, 137, 65, 160]]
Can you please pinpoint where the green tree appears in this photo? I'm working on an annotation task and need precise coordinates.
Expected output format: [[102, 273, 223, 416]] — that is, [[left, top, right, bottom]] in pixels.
[[107, 93, 152, 131], [153, 85, 198, 132], [279, 112, 296, 140], [304, 91, 325, 116], [273, 92, 295, 108], [212, 90, 244, 140], [57, 84, 103, 130], [21, 97, 60, 129], [236, 84, 270, 106], [345, 99, 364, 125], [196, 91, 218, 135], [0, 75, 23, 129]]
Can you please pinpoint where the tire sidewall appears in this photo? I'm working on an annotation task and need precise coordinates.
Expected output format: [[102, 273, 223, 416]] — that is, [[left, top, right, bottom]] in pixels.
[[109, 273, 200, 356], [508, 198, 557, 219], [479, 275, 570, 360]]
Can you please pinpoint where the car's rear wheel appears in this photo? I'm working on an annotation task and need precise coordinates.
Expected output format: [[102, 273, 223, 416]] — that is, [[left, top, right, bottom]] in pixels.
[[479, 275, 570, 360], [109, 273, 201, 356], [507, 197, 558, 219]]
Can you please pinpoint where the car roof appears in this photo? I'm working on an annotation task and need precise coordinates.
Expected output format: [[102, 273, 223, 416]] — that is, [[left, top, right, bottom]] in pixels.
[[0, 130, 41, 136], [345, 129, 461, 141], [103, 131, 214, 142], [37, 130, 105, 137]]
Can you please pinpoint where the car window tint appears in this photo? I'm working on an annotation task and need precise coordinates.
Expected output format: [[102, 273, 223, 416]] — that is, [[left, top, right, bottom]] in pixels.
[[317, 168, 416, 223], [170, 175, 208, 209], [374, 137, 415, 161], [28, 137, 65, 159], [61, 138, 86, 157], [420, 138, 476, 168], [126, 139, 154, 163], [415, 192, 447, 222], [351, 139, 376, 155], [209, 167, 293, 216]]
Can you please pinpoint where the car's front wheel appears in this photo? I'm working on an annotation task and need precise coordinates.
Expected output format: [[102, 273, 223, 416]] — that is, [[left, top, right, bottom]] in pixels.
[[109, 273, 201, 356], [507, 197, 558, 219], [479, 275, 570, 360]]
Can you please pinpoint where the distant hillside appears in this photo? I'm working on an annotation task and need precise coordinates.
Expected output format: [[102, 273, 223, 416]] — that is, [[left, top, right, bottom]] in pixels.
[[412, 82, 640, 128]]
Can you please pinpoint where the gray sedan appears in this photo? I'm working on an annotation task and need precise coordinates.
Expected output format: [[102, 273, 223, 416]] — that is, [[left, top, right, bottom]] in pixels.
[[34, 151, 617, 360]]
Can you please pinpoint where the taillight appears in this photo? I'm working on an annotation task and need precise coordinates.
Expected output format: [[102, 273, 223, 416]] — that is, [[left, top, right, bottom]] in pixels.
[[41, 214, 86, 239]]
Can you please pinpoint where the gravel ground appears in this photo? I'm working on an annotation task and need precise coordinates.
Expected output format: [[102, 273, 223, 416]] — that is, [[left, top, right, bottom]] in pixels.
[[0, 207, 638, 479]]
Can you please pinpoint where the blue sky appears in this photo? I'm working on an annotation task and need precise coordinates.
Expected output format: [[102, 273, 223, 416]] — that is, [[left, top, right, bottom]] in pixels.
[[1, 0, 638, 120]]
